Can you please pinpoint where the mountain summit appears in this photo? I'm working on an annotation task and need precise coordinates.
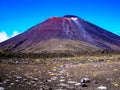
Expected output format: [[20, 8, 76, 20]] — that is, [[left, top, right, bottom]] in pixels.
[[64, 15, 78, 18], [0, 15, 120, 53]]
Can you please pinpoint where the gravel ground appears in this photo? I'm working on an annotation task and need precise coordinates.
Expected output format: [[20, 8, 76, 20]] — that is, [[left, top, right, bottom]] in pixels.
[[0, 55, 120, 90]]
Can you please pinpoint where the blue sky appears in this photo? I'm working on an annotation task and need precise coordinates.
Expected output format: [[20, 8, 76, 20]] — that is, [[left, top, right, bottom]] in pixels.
[[0, 0, 120, 42]]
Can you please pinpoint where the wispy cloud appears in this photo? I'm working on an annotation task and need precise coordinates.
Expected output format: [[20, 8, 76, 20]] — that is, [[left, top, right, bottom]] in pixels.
[[0, 31, 9, 42], [0, 31, 19, 42], [11, 31, 19, 37]]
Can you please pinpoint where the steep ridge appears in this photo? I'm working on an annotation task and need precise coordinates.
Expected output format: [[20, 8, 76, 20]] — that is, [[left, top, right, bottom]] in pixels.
[[0, 15, 120, 53]]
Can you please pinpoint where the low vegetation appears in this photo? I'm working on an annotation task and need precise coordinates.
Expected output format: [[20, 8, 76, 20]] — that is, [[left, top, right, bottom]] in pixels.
[[0, 50, 120, 59]]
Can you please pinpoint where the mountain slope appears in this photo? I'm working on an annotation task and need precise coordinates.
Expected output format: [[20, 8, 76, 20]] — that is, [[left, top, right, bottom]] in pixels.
[[0, 15, 120, 53]]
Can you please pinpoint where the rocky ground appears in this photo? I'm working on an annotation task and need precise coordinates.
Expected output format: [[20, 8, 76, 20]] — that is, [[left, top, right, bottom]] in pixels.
[[0, 54, 120, 90]]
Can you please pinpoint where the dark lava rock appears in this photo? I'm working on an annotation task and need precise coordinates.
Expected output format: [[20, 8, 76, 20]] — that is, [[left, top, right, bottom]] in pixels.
[[81, 83, 88, 87], [64, 15, 78, 18]]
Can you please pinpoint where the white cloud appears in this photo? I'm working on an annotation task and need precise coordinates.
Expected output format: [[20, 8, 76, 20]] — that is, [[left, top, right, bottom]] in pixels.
[[0, 31, 9, 42], [0, 31, 20, 43], [11, 31, 19, 37]]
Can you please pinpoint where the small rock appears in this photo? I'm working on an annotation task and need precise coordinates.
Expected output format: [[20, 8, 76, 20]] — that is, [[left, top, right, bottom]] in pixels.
[[15, 80, 19, 82], [30, 80, 35, 84], [97, 85, 107, 90], [3, 79, 9, 84], [52, 68, 56, 71], [0, 87, 4, 90], [33, 78, 38, 81], [10, 83, 15, 85], [16, 76, 22, 79], [51, 76, 57, 81], [33, 83, 37, 86], [59, 79, 65, 82], [81, 78, 90, 83], [21, 85, 24, 87], [67, 81, 76, 84], [75, 83, 81, 86], [47, 79, 52, 82]]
